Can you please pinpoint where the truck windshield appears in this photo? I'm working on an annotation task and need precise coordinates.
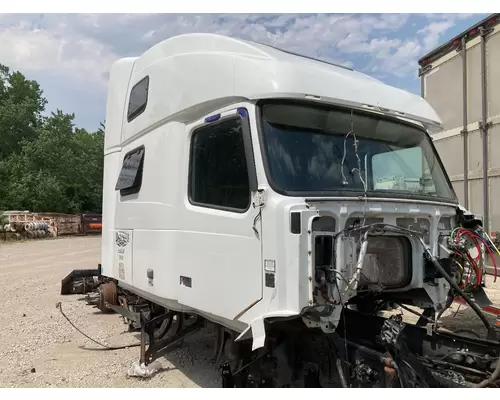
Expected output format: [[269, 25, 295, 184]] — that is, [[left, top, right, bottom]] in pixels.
[[259, 102, 457, 202]]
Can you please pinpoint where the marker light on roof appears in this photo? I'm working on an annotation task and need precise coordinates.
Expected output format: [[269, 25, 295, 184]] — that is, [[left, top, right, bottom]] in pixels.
[[469, 28, 479, 36], [237, 108, 247, 118], [486, 17, 497, 26], [204, 113, 221, 123]]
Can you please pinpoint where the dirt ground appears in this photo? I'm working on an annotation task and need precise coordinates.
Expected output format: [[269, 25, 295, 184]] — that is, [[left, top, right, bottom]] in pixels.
[[1, 236, 500, 388], [0, 236, 221, 388]]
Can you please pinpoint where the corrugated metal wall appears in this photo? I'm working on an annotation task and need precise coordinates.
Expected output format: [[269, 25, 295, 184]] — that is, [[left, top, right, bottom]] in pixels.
[[422, 25, 500, 233], [484, 28, 500, 235]]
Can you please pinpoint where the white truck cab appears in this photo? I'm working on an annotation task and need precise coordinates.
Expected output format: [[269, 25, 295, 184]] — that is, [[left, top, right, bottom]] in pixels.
[[99, 33, 463, 349], [60, 32, 500, 390]]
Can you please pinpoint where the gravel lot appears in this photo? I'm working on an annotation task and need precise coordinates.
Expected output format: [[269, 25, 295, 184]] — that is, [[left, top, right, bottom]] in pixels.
[[1, 236, 500, 387], [0, 237, 220, 388]]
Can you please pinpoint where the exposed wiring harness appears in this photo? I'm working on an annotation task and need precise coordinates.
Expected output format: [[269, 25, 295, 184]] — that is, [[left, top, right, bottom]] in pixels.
[[340, 111, 369, 227], [340, 223, 497, 338], [449, 227, 499, 291], [334, 222, 500, 386]]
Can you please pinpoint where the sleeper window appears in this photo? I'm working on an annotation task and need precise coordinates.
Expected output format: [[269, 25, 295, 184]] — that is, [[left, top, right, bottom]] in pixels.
[[189, 117, 250, 211], [115, 146, 145, 196], [127, 76, 149, 122]]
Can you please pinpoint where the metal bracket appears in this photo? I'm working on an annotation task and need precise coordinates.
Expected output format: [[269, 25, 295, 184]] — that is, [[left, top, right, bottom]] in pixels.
[[426, 323, 435, 336], [418, 64, 433, 76], [141, 314, 204, 366], [479, 26, 494, 37], [104, 302, 141, 323], [253, 189, 265, 208], [60, 265, 102, 295], [380, 315, 405, 347], [479, 121, 493, 131], [219, 361, 235, 388]]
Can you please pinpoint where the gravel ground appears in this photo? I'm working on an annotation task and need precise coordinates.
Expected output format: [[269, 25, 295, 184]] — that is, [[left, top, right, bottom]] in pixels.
[[0, 236, 220, 388], [1, 236, 500, 387]]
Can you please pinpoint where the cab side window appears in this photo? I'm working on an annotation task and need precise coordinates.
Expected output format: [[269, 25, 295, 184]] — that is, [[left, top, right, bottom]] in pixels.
[[189, 117, 250, 211]]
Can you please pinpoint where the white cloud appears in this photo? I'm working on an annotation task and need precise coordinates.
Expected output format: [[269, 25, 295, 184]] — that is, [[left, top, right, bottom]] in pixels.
[[0, 17, 119, 88], [416, 13, 485, 53], [418, 21, 455, 51], [0, 13, 487, 130], [422, 13, 476, 22]]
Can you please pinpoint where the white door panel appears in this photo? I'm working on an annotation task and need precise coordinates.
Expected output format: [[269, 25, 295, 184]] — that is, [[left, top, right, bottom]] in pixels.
[[175, 108, 263, 320]]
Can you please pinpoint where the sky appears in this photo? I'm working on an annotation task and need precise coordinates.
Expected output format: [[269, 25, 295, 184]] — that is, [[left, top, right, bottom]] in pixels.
[[0, 13, 491, 132]]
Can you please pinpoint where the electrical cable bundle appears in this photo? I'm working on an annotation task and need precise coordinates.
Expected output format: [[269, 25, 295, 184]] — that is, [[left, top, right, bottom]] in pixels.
[[450, 228, 499, 292]]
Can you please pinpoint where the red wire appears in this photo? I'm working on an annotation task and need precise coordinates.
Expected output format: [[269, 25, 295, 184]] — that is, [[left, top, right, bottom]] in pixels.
[[454, 230, 481, 287], [464, 252, 481, 287], [459, 230, 482, 261], [455, 250, 481, 288], [455, 228, 498, 283], [465, 230, 497, 283], [464, 233, 482, 260]]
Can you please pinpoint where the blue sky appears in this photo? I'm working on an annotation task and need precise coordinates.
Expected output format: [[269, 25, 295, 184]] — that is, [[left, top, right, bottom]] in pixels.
[[0, 13, 490, 132]]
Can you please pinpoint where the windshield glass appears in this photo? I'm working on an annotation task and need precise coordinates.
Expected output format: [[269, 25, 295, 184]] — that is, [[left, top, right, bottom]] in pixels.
[[259, 103, 457, 202]]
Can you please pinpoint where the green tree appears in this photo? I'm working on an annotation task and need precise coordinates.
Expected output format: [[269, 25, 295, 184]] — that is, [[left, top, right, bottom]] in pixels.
[[0, 64, 47, 159], [0, 64, 104, 214], [4, 110, 104, 213]]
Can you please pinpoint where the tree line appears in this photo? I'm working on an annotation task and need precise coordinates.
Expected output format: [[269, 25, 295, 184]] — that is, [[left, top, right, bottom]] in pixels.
[[0, 63, 104, 215]]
